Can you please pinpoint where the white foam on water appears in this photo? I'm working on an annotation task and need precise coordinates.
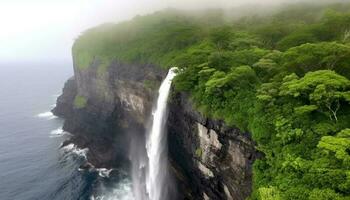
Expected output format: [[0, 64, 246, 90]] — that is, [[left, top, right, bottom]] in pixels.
[[49, 128, 70, 138], [96, 168, 113, 178], [91, 179, 134, 200], [51, 128, 64, 135], [36, 111, 57, 120], [61, 143, 88, 160]]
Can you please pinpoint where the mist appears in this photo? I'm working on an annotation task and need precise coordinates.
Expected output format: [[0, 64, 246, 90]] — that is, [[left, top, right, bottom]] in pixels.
[[0, 0, 344, 63]]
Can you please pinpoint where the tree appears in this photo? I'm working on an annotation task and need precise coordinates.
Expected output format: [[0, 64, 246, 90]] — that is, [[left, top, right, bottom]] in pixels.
[[210, 27, 233, 50], [258, 186, 282, 200], [281, 42, 350, 78], [230, 48, 270, 68], [205, 65, 258, 94], [320, 10, 350, 40], [277, 31, 317, 51], [229, 32, 262, 51], [208, 51, 235, 71], [279, 70, 350, 122], [253, 58, 280, 82], [254, 23, 292, 49], [318, 129, 350, 164]]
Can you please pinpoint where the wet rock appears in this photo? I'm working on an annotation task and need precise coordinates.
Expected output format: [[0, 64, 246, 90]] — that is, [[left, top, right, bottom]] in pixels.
[[79, 162, 94, 171], [168, 92, 260, 200]]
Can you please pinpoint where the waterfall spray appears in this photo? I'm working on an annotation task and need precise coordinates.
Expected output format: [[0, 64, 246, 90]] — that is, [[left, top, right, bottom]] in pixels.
[[145, 68, 177, 200]]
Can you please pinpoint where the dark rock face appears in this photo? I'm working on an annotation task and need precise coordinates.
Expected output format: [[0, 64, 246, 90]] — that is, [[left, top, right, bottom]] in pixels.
[[53, 59, 165, 169], [54, 59, 259, 199], [167, 92, 260, 200]]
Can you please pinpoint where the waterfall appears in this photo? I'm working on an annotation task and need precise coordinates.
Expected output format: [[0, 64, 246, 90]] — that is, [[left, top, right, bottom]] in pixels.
[[129, 68, 176, 200], [145, 68, 177, 200]]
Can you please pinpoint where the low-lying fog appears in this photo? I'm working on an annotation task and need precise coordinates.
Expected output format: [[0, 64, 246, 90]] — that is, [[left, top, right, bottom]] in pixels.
[[0, 0, 344, 63]]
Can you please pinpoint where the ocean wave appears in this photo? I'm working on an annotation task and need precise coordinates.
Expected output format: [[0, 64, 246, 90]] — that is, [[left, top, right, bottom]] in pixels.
[[90, 179, 134, 200], [51, 128, 64, 135], [61, 143, 88, 160], [77, 163, 113, 178], [36, 111, 57, 120], [50, 128, 70, 138]]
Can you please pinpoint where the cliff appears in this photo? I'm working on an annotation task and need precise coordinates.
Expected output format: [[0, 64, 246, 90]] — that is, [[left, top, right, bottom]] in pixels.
[[168, 92, 259, 200], [53, 58, 258, 200], [53, 59, 165, 169]]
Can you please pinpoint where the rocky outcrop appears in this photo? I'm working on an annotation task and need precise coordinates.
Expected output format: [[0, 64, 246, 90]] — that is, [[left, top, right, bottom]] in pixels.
[[167, 92, 260, 200], [54, 58, 259, 199], [53, 59, 165, 168]]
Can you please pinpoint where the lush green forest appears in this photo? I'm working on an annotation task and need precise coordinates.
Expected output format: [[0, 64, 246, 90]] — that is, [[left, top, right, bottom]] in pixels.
[[73, 2, 350, 200]]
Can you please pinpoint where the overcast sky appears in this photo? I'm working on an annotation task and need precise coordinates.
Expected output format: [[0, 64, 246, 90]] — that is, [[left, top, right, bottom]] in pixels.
[[0, 0, 335, 63]]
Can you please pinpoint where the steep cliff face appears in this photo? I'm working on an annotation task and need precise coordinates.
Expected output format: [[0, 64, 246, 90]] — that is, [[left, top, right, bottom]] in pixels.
[[53, 59, 165, 168], [54, 59, 258, 199], [168, 92, 259, 200]]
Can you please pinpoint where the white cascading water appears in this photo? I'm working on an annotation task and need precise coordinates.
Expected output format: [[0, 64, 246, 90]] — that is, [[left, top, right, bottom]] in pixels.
[[145, 68, 177, 200]]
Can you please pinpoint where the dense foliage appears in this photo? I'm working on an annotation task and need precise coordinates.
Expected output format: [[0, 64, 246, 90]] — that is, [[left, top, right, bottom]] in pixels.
[[73, 2, 350, 199]]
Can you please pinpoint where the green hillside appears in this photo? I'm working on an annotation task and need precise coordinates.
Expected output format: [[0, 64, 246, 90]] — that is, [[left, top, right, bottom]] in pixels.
[[73, 2, 350, 200]]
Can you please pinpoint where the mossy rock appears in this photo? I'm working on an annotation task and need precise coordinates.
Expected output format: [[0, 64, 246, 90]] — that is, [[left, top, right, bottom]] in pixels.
[[74, 95, 87, 109], [195, 148, 202, 158]]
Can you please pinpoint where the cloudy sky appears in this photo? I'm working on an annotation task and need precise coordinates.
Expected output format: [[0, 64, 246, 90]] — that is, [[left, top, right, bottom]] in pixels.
[[0, 0, 329, 63]]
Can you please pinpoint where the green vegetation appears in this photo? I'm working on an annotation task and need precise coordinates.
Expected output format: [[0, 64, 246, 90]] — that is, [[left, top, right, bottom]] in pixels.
[[96, 56, 110, 77], [72, 10, 210, 69], [73, 2, 350, 199], [74, 95, 87, 109], [195, 148, 203, 158]]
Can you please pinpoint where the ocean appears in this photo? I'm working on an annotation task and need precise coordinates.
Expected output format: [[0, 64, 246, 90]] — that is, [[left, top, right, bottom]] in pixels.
[[0, 62, 132, 200]]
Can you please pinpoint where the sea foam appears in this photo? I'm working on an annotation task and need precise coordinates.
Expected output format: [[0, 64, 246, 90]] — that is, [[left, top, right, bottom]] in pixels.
[[61, 143, 88, 160], [90, 178, 134, 200], [49, 128, 70, 138], [96, 168, 113, 178], [36, 111, 57, 120]]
